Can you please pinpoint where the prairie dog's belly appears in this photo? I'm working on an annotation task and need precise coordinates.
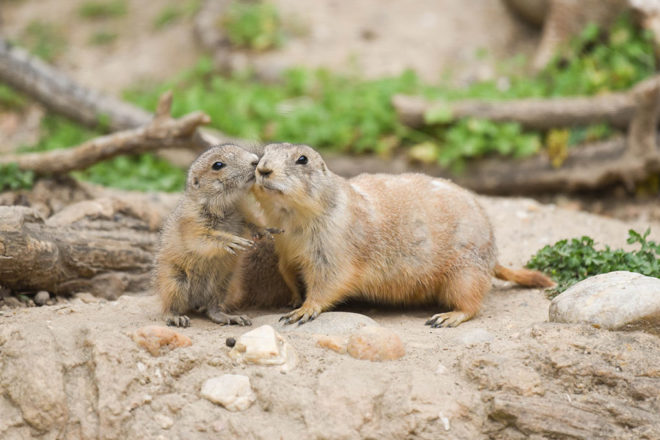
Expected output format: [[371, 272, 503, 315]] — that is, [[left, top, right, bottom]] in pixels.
[[348, 173, 496, 294]]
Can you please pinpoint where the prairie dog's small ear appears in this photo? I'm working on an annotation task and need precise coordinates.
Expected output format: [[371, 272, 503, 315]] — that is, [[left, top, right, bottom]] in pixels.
[[192, 177, 200, 188]]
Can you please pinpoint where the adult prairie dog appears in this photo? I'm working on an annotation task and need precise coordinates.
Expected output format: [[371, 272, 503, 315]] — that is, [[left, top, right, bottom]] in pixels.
[[252, 143, 554, 327], [154, 144, 261, 327]]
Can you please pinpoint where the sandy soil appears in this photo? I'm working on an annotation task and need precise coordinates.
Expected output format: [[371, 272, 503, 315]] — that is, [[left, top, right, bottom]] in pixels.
[[1, 197, 658, 439], [0, 0, 538, 95]]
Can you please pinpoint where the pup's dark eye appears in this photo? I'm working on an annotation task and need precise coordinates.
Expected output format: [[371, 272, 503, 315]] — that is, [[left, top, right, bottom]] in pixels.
[[212, 161, 225, 170], [296, 155, 308, 165]]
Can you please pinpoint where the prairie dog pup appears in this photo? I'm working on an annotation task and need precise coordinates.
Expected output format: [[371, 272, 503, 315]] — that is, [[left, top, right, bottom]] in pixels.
[[154, 144, 261, 327], [253, 143, 554, 327]]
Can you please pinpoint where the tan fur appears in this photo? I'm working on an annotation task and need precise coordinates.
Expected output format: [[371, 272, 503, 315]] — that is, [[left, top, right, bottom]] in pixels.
[[153, 144, 262, 327], [253, 143, 554, 327]]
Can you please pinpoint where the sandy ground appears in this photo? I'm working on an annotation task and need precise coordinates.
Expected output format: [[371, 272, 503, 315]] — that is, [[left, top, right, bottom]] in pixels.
[[0, 0, 538, 94], [1, 197, 658, 439]]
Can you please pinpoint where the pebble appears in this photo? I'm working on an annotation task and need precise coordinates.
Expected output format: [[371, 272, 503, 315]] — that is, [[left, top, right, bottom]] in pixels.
[[549, 271, 660, 331], [225, 337, 236, 348], [316, 335, 348, 354], [34, 291, 50, 306], [132, 326, 192, 356], [200, 374, 256, 411], [229, 325, 297, 371], [346, 326, 405, 361], [155, 414, 173, 430]]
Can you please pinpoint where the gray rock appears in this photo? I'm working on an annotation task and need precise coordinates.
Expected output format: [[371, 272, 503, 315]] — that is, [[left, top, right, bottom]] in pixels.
[[549, 271, 660, 331], [33, 291, 50, 306], [260, 311, 378, 335]]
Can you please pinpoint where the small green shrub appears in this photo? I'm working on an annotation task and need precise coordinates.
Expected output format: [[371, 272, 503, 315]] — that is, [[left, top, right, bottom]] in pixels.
[[221, 1, 284, 51], [0, 163, 35, 191], [527, 229, 660, 297], [78, 0, 127, 19]]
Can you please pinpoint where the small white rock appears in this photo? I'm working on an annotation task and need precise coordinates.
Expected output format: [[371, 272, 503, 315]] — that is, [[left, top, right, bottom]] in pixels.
[[229, 325, 297, 371], [155, 414, 173, 430], [550, 271, 660, 331], [201, 374, 256, 411]]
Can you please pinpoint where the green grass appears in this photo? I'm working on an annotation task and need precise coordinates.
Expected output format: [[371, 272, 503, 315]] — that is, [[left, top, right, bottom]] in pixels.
[[153, 1, 200, 30], [220, 1, 284, 51], [88, 30, 117, 46], [78, 0, 127, 19], [20, 20, 67, 62], [527, 229, 660, 297]]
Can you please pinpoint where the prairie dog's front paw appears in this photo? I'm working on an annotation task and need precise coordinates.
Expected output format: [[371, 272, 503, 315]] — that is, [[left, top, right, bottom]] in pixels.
[[224, 236, 254, 255], [166, 315, 190, 328], [279, 302, 322, 325]]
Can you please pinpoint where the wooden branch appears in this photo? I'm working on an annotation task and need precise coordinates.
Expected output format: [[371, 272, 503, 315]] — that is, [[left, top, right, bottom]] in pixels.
[[0, 206, 158, 299], [0, 93, 211, 174], [392, 77, 660, 130], [0, 36, 224, 149], [0, 37, 151, 131], [627, 75, 660, 157]]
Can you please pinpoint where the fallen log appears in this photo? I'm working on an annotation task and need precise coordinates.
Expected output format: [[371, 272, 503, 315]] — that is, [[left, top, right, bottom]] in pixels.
[[392, 75, 660, 131], [0, 92, 210, 174], [0, 205, 159, 299]]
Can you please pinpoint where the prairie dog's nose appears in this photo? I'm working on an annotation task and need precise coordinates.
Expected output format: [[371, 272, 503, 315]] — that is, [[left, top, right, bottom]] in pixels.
[[257, 165, 272, 177], [250, 154, 259, 167]]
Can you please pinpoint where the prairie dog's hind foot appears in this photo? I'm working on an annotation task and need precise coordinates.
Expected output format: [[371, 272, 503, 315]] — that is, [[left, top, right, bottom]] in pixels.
[[166, 315, 191, 328], [208, 309, 252, 326], [425, 311, 472, 328]]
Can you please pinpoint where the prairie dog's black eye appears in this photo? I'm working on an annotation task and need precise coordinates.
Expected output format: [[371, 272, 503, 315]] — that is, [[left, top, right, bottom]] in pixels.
[[296, 155, 308, 165], [212, 161, 225, 170]]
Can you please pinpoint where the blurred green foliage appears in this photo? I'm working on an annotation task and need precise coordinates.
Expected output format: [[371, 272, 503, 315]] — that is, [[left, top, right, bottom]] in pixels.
[[527, 229, 660, 297], [78, 0, 127, 19], [0, 84, 27, 110], [0, 163, 35, 191], [88, 31, 117, 46], [3, 13, 656, 192], [20, 20, 67, 62], [153, 1, 201, 30], [221, 1, 284, 51]]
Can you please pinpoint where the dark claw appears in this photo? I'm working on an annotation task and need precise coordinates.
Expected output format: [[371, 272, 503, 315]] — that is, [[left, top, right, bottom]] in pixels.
[[279, 315, 287, 322]]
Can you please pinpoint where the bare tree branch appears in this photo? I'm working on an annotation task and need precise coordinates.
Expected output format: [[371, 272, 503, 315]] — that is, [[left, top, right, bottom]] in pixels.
[[0, 93, 211, 174]]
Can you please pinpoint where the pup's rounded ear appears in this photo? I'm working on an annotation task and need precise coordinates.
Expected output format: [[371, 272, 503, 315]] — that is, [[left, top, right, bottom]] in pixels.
[[192, 177, 200, 189]]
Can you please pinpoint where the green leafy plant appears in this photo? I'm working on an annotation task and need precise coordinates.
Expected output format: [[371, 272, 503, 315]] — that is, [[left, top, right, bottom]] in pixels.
[[526, 229, 660, 297], [78, 0, 127, 19], [74, 154, 186, 192], [0, 163, 35, 191], [221, 1, 284, 51], [20, 20, 67, 62]]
